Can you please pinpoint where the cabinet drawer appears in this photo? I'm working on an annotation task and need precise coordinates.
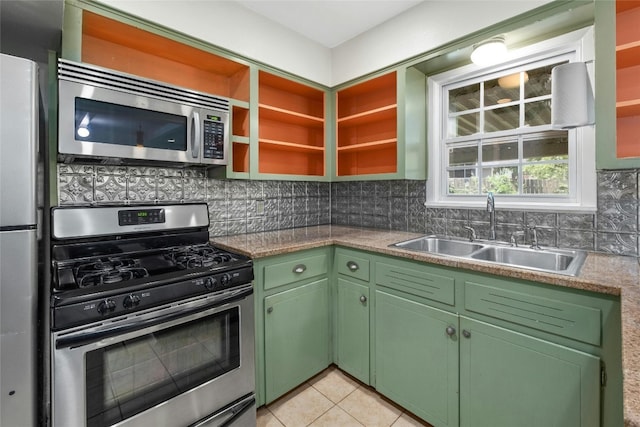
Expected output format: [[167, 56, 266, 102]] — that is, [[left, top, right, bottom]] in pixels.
[[464, 281, 601, 346], [336, 249, 370, 282], [376, 261, 455, 306], [263, 252, 328, 290]]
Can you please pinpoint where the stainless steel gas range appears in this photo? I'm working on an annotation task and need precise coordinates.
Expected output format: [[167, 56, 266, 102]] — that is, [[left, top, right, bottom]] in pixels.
[[49, 204, 255, 427]]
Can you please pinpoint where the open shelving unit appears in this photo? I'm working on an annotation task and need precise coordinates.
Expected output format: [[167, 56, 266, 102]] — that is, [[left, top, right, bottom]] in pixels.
[[336, 71, 398, 176], [80, 10, 250, 102], [258, 71, 325, 176], [231, 105, 250, 174], [615, 0, 640, 158]]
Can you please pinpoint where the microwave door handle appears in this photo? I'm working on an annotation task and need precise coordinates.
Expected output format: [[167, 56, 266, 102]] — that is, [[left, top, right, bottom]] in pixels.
[[191, 111, 201, 159]]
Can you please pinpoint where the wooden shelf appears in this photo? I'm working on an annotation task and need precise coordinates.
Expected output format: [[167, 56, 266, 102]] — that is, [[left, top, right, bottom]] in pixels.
[[336, 139, 397, 153], [259, 104, 324, 127], [81, 11, 250, 101], [337, 105, 398, 126], [258, 71, 325, 176], [259, 139, 325, 153], [615, 0, 640, 159]]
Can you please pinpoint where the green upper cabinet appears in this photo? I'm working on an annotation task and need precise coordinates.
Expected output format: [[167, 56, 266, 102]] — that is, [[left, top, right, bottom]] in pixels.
[[333, 67, 426, 181], [595, 0, 640, 169], [459, 316, 600, 427]]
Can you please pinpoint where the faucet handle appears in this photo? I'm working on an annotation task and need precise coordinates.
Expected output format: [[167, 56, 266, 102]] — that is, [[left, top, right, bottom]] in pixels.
[[462, 226, 477, 242], [527, 225, 541, 249], [509, 230, 525, 247]]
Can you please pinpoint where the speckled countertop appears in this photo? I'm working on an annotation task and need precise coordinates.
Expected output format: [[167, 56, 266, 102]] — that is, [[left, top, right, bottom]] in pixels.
[[212, 225, 640, 427]]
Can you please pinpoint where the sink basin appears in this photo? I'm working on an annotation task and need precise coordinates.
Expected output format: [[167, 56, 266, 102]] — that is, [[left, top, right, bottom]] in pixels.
[[391, 236, 484, 256], [390, 235, 587, 276], [469, 246, 586, 275]]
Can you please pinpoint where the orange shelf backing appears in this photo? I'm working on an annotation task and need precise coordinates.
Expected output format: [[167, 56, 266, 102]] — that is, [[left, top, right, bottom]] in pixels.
[[232, 142, 250, 173], [259, 145, 324, 176], [617, 5, 640, 45], [616, 115, 640, 158], [81, 11, 250, 101], [259, 71, 324, 118], [232, 106, 250, 137], [259, 116, 324, 148], [616, 41, 640, 68], [337, 72, 397, 118], [616, 65, 640, 102], [337, 145, 397, 176], [617, 0, 640, 12]]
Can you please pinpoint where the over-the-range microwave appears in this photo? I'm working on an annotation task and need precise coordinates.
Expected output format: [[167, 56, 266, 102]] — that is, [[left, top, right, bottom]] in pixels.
[[57, 59, 229, 166]]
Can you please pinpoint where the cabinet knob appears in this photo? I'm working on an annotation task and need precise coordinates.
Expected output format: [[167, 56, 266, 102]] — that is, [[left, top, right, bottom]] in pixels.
[[267, 307, 273, 314], [347, 261, 359, 272], [360, 295, 367, 303], [293, 264, 307, 274], [445, 326, 456, 337], [462, 330, 471, 339]]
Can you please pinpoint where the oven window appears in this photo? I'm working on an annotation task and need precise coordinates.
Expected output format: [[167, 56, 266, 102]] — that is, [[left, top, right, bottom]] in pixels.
[[74, 98, 187, 150], [85, 307, 239, 426]]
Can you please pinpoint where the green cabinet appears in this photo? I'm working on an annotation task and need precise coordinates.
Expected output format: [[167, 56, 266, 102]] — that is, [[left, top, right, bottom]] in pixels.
[[264, 278, 330, 403], [336, 277, 370, 383], [459, 316, 600, 427], [375, 290, 459, 427]]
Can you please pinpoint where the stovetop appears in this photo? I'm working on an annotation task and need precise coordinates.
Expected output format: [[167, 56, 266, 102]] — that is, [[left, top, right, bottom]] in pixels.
[[49, 204, 254, 330]]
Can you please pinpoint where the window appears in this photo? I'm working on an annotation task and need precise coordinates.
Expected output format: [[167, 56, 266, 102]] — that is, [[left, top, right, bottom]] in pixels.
[[427, 28, 596, 211]]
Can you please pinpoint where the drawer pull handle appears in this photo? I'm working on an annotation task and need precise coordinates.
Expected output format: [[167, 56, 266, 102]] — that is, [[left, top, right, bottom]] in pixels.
[[462, 330, 471, 339], [446, 326, 456, 337], [293, 264, 307, 274], [267, 307, 273, 314], [347, 261, 359, 272], [360, 295, 367, 303]]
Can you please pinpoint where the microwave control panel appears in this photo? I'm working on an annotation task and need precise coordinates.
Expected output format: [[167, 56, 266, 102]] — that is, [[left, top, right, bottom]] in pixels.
[[203, 117, 225, 159]]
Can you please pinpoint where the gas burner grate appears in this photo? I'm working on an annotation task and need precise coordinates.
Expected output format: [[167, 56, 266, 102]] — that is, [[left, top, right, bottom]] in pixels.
[[74, 258, 149, 288], [166, 246, 234, 270]]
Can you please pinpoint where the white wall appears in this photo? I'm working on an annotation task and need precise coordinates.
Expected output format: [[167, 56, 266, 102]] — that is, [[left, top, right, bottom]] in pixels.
[[98, 0, 552, 87], [332, 0, 553, 85], [97, 0, 333, 86]]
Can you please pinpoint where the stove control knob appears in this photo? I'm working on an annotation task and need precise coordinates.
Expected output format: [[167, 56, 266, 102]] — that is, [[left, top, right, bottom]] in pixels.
[[123, 294, 141, 309], [220, 274, 231, 286], [204, 277, 217, 290], [97, 299, 117, 315]]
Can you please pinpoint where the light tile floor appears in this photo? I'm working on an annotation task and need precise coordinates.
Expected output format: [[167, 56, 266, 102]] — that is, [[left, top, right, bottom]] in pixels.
[[257, 366, 433, 427]]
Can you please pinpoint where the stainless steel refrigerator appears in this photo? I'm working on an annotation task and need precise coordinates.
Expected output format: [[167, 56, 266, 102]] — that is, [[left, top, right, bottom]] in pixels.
[[0, 53, 38, 427]]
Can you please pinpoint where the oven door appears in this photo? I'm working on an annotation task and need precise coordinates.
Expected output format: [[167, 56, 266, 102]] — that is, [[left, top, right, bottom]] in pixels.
[[51, 286, 254, 427]]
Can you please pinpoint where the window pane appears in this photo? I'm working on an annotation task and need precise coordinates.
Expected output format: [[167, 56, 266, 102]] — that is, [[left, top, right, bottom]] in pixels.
[[485, 75, 520, 107], [523, 134, 568, 161], [482, 140, 518, 163], [523, 163, 568, 194], [448, 112, 479, 137], [449, 83, 480, 113], [449, 145, 478, 166], [482, 167, 518, 194], [484, 106, 519, 132], [524, 100, 551, 126], [448, 169, 479, 194], [524, 63, 562, 99]]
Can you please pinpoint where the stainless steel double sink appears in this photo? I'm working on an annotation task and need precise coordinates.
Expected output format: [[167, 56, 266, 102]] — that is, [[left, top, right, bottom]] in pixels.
[[390, 235, 587, 276]]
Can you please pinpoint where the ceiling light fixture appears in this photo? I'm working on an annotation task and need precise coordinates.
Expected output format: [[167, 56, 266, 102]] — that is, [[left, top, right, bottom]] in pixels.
[[470, 36, 507, 66]]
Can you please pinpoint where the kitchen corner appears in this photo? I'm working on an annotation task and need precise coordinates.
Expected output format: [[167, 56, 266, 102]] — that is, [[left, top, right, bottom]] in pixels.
[[213, 224, 640, 427]]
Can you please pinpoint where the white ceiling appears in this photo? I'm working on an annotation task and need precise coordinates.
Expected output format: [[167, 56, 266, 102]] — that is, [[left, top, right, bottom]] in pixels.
[[233, 0, 424, 48]]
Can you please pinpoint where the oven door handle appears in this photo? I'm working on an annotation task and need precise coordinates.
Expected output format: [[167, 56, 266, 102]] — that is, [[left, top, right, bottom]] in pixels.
[[55, 287, 252, 349]]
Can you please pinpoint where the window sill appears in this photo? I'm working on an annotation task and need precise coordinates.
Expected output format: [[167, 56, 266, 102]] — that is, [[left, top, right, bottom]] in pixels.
[[424, 199, 596, 213]]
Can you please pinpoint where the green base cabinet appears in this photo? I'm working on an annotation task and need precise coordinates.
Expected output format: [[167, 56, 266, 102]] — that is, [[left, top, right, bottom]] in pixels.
[[264, 278, 330, 403], [459, 316, 600, 427], [336, 277, 370, 384], [375, 290, 459, 427]]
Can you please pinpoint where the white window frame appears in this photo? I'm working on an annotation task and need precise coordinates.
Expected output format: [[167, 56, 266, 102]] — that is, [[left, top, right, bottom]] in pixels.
[[427, 27, 596, 212]]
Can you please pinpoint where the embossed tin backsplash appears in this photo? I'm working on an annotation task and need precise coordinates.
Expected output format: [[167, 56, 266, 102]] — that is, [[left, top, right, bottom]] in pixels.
[[57, 164, 640, 256]]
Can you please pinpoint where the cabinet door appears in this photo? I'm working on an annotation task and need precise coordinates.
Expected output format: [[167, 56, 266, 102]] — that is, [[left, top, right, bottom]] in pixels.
[[337, 278, 369, 384], [264, 278, 330, 403], [375, 290, 459, 427], [459, 317, 600, 427]]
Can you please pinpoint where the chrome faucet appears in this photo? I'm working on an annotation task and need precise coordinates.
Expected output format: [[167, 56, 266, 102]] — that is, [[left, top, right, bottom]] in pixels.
[[486, 192, 496, 240]]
